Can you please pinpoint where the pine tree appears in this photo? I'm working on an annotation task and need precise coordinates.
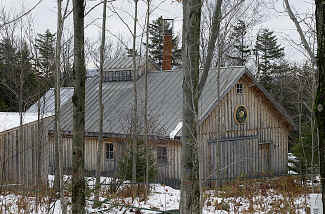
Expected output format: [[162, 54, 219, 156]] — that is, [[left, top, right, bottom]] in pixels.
[[0, 38, 18, 111], [0, 38, 38, 111], [35, 29, 56, 86], [227, 20, 251, 66], [145, 16, 181, 67], [17, 41, 38, 110], [255, 28, 284, 90]]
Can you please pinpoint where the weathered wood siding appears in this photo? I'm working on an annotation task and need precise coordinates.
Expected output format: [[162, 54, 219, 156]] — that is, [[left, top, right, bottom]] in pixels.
[[49, 136, 127, 176], [200, 74, 290, 183], [155, 141, 181, 185], [48, 135, 181, 184], [0, 118, 50, 189]]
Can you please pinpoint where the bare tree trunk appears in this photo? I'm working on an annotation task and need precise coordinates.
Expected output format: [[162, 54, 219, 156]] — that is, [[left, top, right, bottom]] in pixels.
[[95, 0, 107, 202], [72, 0, 86, 213], [55, 0, 67, 213], [215, 40, 222, 187], [314, 1, 325, 210], [180, 1, 223, 213], [19, 41, 24, 187], [180, 0, 202, 213], [132, 0, 138, 184], [144, 0, 150, 195]]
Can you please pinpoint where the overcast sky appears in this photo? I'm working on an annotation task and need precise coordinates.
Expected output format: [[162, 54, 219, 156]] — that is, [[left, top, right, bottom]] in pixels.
[[1, 0, 315, 63]]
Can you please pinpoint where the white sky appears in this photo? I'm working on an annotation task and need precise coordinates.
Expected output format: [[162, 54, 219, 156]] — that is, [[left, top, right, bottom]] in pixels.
[[1, 0, 315, 63]]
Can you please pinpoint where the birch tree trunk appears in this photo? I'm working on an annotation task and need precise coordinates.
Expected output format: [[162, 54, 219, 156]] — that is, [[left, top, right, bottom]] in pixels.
[[314, 0, 325, 210], [132, 0, 138, 184], [95, 0, 107, 202], [72, 0, 86, 213]]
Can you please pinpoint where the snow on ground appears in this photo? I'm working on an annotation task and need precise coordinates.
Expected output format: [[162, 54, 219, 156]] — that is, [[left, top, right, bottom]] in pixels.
[[0, 175, 319, 213], [0, 112, 52, 132]]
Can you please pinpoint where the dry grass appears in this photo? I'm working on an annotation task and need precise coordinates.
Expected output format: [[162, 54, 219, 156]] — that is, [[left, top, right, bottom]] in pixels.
[[205, 175, 316, 213], [0, 175, 318, 213]]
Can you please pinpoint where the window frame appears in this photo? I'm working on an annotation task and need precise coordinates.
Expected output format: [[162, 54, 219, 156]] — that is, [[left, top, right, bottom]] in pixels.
[[236, 83, 244, 94], [104, 143, 114, 160]]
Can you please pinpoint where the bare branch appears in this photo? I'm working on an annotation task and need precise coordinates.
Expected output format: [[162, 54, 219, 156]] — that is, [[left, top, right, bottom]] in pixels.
[[109, 3, 134, 36], [0, 0, 43, 29], [284, 0, 316, 63], [198, 0, 223, 98]]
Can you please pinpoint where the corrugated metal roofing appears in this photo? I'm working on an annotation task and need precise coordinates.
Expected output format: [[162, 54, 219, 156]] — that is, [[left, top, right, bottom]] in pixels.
[[48, 66, 295, 136], [26, 87, 74, 114], [104, 56, 160, 71]]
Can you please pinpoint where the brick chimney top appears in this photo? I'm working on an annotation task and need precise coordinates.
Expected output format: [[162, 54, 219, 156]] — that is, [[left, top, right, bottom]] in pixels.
[[161, 18, 174, 72]]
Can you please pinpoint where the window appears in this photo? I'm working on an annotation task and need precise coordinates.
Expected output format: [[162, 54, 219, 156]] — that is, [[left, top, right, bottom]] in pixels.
[[157, 147, 167, 165], [120, 71, 132, 81], [103, 71, 109, 82], [105, 143, 114, 160], [103, 71, 133, 82], [236, 83, 243, 94]]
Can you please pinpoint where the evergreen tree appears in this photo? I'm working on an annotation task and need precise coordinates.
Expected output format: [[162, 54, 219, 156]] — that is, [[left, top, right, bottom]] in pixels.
[[118, 139, 157, 182], [144, 16, 182, 67], [0, 38, 38, 111], [255, 28, 284, 90], [0, 38, 18, 111], [16, 41, 39, 110], [35, 29, 56, 86], [227, 20, 251, 66]]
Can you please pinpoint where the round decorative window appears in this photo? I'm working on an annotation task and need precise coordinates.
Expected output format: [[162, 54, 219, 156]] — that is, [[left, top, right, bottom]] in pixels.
[[234, 105, 248, 124]]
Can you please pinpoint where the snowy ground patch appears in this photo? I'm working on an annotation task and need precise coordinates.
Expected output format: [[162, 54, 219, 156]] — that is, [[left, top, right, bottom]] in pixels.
[[0, 175, 320, 213]]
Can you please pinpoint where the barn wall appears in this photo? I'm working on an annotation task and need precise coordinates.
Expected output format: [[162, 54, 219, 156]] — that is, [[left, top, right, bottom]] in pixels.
[[48, 135, 181, 182], [49, 136, 125, 176], [0, 118, 50, 189], [155, 141, 181, 185], [200, 75, 291, 183]]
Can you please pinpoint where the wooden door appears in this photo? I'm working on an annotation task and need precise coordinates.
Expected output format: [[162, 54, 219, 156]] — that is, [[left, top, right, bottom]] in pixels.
[[156, 146, 169, 184], [209, 137, 258, 184], [258, 143, 271, 174]]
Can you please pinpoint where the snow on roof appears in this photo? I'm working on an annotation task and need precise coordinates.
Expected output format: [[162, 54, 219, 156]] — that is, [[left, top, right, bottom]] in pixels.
[[0, 112, 52, 132], [169, 122, 182, 139]]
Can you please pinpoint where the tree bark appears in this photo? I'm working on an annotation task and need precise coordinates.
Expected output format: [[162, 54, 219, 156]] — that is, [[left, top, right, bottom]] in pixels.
[[144, 0, 150, 193], [132, 0, 138, 184], [72, 0, 86, 213], [180, 1, 223, 213], [198, 0, 223, 98], [180, 0, 202, 213], [314, 0, 325, 210], [95, 0, 107, 202], [55, 0, 67, 213]]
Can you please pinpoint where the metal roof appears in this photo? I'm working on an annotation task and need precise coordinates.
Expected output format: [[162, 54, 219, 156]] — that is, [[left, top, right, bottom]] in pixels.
[[26, 87, 74, 114], [47, 66, 295, 136], [104, 55, 160, 71]]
